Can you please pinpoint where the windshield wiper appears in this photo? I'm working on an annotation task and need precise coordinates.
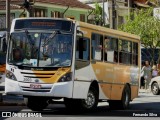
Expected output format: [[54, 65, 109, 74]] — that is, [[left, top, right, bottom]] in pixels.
[[42, 31, 60, 47], [25, 30, 34, 46]]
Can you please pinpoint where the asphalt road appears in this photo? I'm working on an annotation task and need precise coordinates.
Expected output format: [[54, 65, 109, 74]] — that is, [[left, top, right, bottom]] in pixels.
[[0, 89, 160, 120]]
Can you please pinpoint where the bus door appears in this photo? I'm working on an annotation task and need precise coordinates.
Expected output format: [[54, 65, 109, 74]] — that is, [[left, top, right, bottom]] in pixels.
[[73, 29, 91, 99]]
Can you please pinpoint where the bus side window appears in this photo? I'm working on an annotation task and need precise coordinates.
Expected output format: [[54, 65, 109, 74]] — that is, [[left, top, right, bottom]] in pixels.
[[119, 39, 132, 65], [104, 36, 118, 62], [91, 33, 103, 61], [76, 37, 89, 61]]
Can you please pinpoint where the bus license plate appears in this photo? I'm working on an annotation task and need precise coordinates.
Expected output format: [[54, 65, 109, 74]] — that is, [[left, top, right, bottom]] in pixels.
[[30, 84, 41, 89]]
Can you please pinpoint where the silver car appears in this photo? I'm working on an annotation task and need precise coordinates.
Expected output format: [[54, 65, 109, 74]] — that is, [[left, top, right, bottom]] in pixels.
[[149, 76, 160, 95]]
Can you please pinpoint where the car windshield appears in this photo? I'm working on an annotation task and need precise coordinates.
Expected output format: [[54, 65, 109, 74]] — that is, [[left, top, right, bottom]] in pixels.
[[8, 31, 73, 67]]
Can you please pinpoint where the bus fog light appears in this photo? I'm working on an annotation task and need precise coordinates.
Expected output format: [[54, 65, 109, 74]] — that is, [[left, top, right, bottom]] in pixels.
[[58, 72, 72, 82], [6, 70, 17, 81]]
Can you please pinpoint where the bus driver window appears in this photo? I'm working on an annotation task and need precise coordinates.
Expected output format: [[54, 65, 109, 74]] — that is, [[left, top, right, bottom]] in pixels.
[[13, 48, 24, 62]]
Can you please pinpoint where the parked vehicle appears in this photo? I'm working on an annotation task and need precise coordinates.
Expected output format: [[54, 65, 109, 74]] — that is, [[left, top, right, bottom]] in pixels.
[[149, 76, 160, 95], [0, 52, 6, 87]]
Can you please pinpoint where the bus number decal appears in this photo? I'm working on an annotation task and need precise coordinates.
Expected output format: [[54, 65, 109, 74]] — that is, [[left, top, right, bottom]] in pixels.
[[24, 77, 32, 82]]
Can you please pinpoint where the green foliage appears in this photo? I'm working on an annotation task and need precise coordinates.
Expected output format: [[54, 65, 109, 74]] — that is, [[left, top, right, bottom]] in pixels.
[[93, 2, 102, 25], [120, 8, 160, 64]]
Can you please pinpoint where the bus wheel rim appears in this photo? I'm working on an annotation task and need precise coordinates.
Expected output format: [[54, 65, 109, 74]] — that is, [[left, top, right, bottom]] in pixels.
[[84, 92, 95, 108]]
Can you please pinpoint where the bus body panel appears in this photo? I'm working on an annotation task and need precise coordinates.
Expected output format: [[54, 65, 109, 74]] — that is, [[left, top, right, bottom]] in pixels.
[[5, 78, 73, 98], [77, 21, 140, 101], [5, 64, 73, 98], [73, 64, 108, 99]]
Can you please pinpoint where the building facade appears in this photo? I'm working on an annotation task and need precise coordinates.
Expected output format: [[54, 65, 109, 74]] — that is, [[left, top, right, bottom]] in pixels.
[[79, 0, 133, 29], [0, 0, 92, 30]]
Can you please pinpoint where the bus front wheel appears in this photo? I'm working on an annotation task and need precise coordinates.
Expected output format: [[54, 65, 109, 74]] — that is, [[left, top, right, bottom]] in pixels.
[[24, 96, 48, 111], [64, 87, 98, 111], [80, 87, 98, 111]]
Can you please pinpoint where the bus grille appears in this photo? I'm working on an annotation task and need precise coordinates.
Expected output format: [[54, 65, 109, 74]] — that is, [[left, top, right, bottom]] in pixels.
[[21, 72, 55, 79], [21, 86, 51, 92]]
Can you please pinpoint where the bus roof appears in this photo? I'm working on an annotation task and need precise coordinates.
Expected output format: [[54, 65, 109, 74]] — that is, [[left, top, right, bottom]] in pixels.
[[76, 21, 140, 40]]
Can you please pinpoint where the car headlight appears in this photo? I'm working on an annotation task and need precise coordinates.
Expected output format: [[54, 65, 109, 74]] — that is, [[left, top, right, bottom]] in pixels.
[[58, 72, 72, 82], [6, 70, 17, 81]]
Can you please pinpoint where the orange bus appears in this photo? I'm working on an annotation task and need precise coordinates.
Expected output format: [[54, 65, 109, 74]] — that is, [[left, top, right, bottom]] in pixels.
[[5, 18, 140, 111]]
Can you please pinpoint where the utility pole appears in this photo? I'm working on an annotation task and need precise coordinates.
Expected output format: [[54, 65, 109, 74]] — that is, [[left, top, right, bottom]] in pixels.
[[128, 0, 130, 18], [6, 0, 10, 42], [112, 0, 116, 29], [102, 0, 105, 26]]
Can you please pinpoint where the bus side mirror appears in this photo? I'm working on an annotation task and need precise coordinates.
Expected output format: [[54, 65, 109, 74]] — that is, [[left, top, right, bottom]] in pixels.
[[77, 30, 84, 38]]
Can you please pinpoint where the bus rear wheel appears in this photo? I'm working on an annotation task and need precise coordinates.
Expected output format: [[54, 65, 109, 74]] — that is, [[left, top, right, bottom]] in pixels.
[[24, 96, 48, 111], [109, 85, 130, 110]]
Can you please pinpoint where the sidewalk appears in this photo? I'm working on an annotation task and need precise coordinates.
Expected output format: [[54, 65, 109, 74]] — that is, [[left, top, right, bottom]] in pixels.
[[139, 88, 151, 93]]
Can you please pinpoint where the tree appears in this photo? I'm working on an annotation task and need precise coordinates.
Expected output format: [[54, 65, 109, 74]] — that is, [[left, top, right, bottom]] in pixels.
[[120, 8, 160, 65], [93, 2, 102, 25]]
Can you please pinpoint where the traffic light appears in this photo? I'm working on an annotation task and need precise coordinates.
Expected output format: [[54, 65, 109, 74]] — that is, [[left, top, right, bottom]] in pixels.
[[23, 0, 30, 9], [23, 0, 35, 10]]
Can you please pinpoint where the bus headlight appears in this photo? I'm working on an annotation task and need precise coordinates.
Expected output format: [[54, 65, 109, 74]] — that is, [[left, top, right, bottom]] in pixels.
[[58, 72, 72, 82], [6, 70, 17, 81]]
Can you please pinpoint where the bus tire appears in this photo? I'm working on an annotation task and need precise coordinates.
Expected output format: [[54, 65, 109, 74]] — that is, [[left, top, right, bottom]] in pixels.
[[119, 85, 131, 109], [64, 98, 79, 111], [80, 87, 98, 111], [109, 85, 130, 110], [24, 96, 48, 111]]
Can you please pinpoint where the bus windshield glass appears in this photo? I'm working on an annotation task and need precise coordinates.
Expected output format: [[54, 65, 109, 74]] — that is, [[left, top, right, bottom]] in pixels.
[[8, 31, 73, 67]]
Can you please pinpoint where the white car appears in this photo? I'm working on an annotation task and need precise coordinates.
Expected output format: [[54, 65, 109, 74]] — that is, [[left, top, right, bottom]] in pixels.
[[149, 76, 160, 95]]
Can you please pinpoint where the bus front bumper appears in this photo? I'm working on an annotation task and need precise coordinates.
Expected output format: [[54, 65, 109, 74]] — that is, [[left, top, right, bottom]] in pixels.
[[5, 78, 73, 98]]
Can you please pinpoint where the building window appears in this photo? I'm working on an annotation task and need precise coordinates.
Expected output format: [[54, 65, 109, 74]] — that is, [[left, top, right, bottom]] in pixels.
[[34, 8, 46, 17], [51, 11, 63, 18], [118, 16, 124, 27], [80, 14, 85, 22], [0, 13, 15, 30]]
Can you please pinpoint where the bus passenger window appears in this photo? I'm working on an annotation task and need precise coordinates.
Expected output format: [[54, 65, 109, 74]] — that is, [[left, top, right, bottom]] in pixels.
[[104, 36, 118, 62], [119, 40, 132, 65], [76, 37, 89, 61], [91, 33, 103, 61]]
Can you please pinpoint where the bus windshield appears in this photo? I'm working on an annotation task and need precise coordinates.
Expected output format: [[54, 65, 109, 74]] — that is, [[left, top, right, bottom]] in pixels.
[[8, 31, 73, 67]]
